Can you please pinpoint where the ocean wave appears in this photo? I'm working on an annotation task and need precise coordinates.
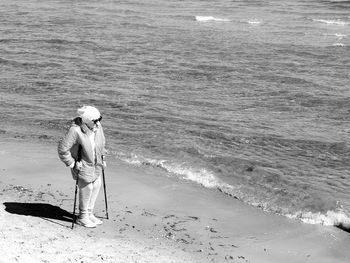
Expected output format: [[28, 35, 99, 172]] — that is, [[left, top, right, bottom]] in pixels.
[[0, 57, 62, 68], [247, 19, 262, 25], [286, 210, 350, 227], [332, 42, 345, 47], [218, 185, 350, 228], [313, 19, 349, 26], [335, 33, 347, 39], [326, 0, 350, 5], [116, 153, 233, 189], [195, 16, 231, 22]]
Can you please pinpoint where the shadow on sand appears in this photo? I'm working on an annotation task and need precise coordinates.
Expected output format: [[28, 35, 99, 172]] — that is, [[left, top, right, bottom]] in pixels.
[[3, 202, 73, 226], [336, 223, 350, 234]]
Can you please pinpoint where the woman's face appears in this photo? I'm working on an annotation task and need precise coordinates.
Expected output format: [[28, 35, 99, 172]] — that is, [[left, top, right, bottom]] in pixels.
[[85, 116, 102, 131]]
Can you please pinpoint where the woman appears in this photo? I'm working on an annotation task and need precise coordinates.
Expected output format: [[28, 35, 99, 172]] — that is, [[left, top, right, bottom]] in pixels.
[[58, 105, 106, 228]]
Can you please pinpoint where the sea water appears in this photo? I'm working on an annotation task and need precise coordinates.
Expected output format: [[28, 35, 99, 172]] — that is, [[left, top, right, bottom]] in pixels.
[[0, 0, 350, 226]]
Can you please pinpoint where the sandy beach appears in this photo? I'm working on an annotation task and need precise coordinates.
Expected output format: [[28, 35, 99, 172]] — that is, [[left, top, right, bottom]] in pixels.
[[1, 137, 350, 263]]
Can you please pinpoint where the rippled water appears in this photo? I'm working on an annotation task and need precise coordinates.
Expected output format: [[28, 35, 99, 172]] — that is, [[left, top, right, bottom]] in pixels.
[[1, 0, 350, 226]]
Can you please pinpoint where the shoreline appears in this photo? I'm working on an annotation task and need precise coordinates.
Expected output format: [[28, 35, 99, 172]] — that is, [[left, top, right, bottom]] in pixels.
[[1, 137, 350, 262]]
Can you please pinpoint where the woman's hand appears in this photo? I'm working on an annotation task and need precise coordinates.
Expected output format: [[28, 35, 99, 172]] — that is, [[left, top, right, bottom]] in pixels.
[[75, 161, 82, 170], [70, 161, 82, 170], [101, 155, 107, 168]]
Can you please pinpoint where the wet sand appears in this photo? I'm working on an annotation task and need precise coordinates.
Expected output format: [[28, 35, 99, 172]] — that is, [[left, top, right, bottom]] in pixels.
[[1, 137, 350, 263]]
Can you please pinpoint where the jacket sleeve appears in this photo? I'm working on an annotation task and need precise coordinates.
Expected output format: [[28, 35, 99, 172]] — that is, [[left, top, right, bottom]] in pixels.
[[58, 126, 79, 167]]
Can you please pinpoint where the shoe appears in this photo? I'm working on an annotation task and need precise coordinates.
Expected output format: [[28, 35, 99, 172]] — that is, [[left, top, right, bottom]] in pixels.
[[89, 214, 103, 225], [77, 217, 97, 228]]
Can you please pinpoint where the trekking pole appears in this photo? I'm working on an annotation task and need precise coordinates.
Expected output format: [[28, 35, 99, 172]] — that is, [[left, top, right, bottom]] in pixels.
[[72, 175, 79, 229], [102, 155, 109, 219]]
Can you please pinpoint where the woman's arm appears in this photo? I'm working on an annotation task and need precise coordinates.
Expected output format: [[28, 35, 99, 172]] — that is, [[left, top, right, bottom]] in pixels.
[[58, 126, 79, 167]]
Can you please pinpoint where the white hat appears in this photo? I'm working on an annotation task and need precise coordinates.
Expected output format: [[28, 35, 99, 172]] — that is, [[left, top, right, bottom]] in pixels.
[[77, 106, 101, 123]]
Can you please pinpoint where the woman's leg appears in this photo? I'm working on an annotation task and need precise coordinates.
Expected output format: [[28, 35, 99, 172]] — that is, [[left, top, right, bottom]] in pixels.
[[77, 180, 95, 227], [88, 176, 103, 224], [88, 175, 102, 211]]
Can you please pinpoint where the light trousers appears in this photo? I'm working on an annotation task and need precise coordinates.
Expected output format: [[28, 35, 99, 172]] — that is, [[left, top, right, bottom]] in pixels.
[[78, 175, 102, 216]]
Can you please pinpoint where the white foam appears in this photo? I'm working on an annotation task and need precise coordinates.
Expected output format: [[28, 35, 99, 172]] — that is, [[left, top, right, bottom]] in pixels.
[[195, 16, 230, 22], [313, 19, 349, 26], [247, 19, 261, 25], [118, 153, 233, 189], [335, 33, 347, 38], [163, 163, 233, 189], [119, 153, 166, 167], [286, 210, 350, 226], [332, 42, 345, 47]]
